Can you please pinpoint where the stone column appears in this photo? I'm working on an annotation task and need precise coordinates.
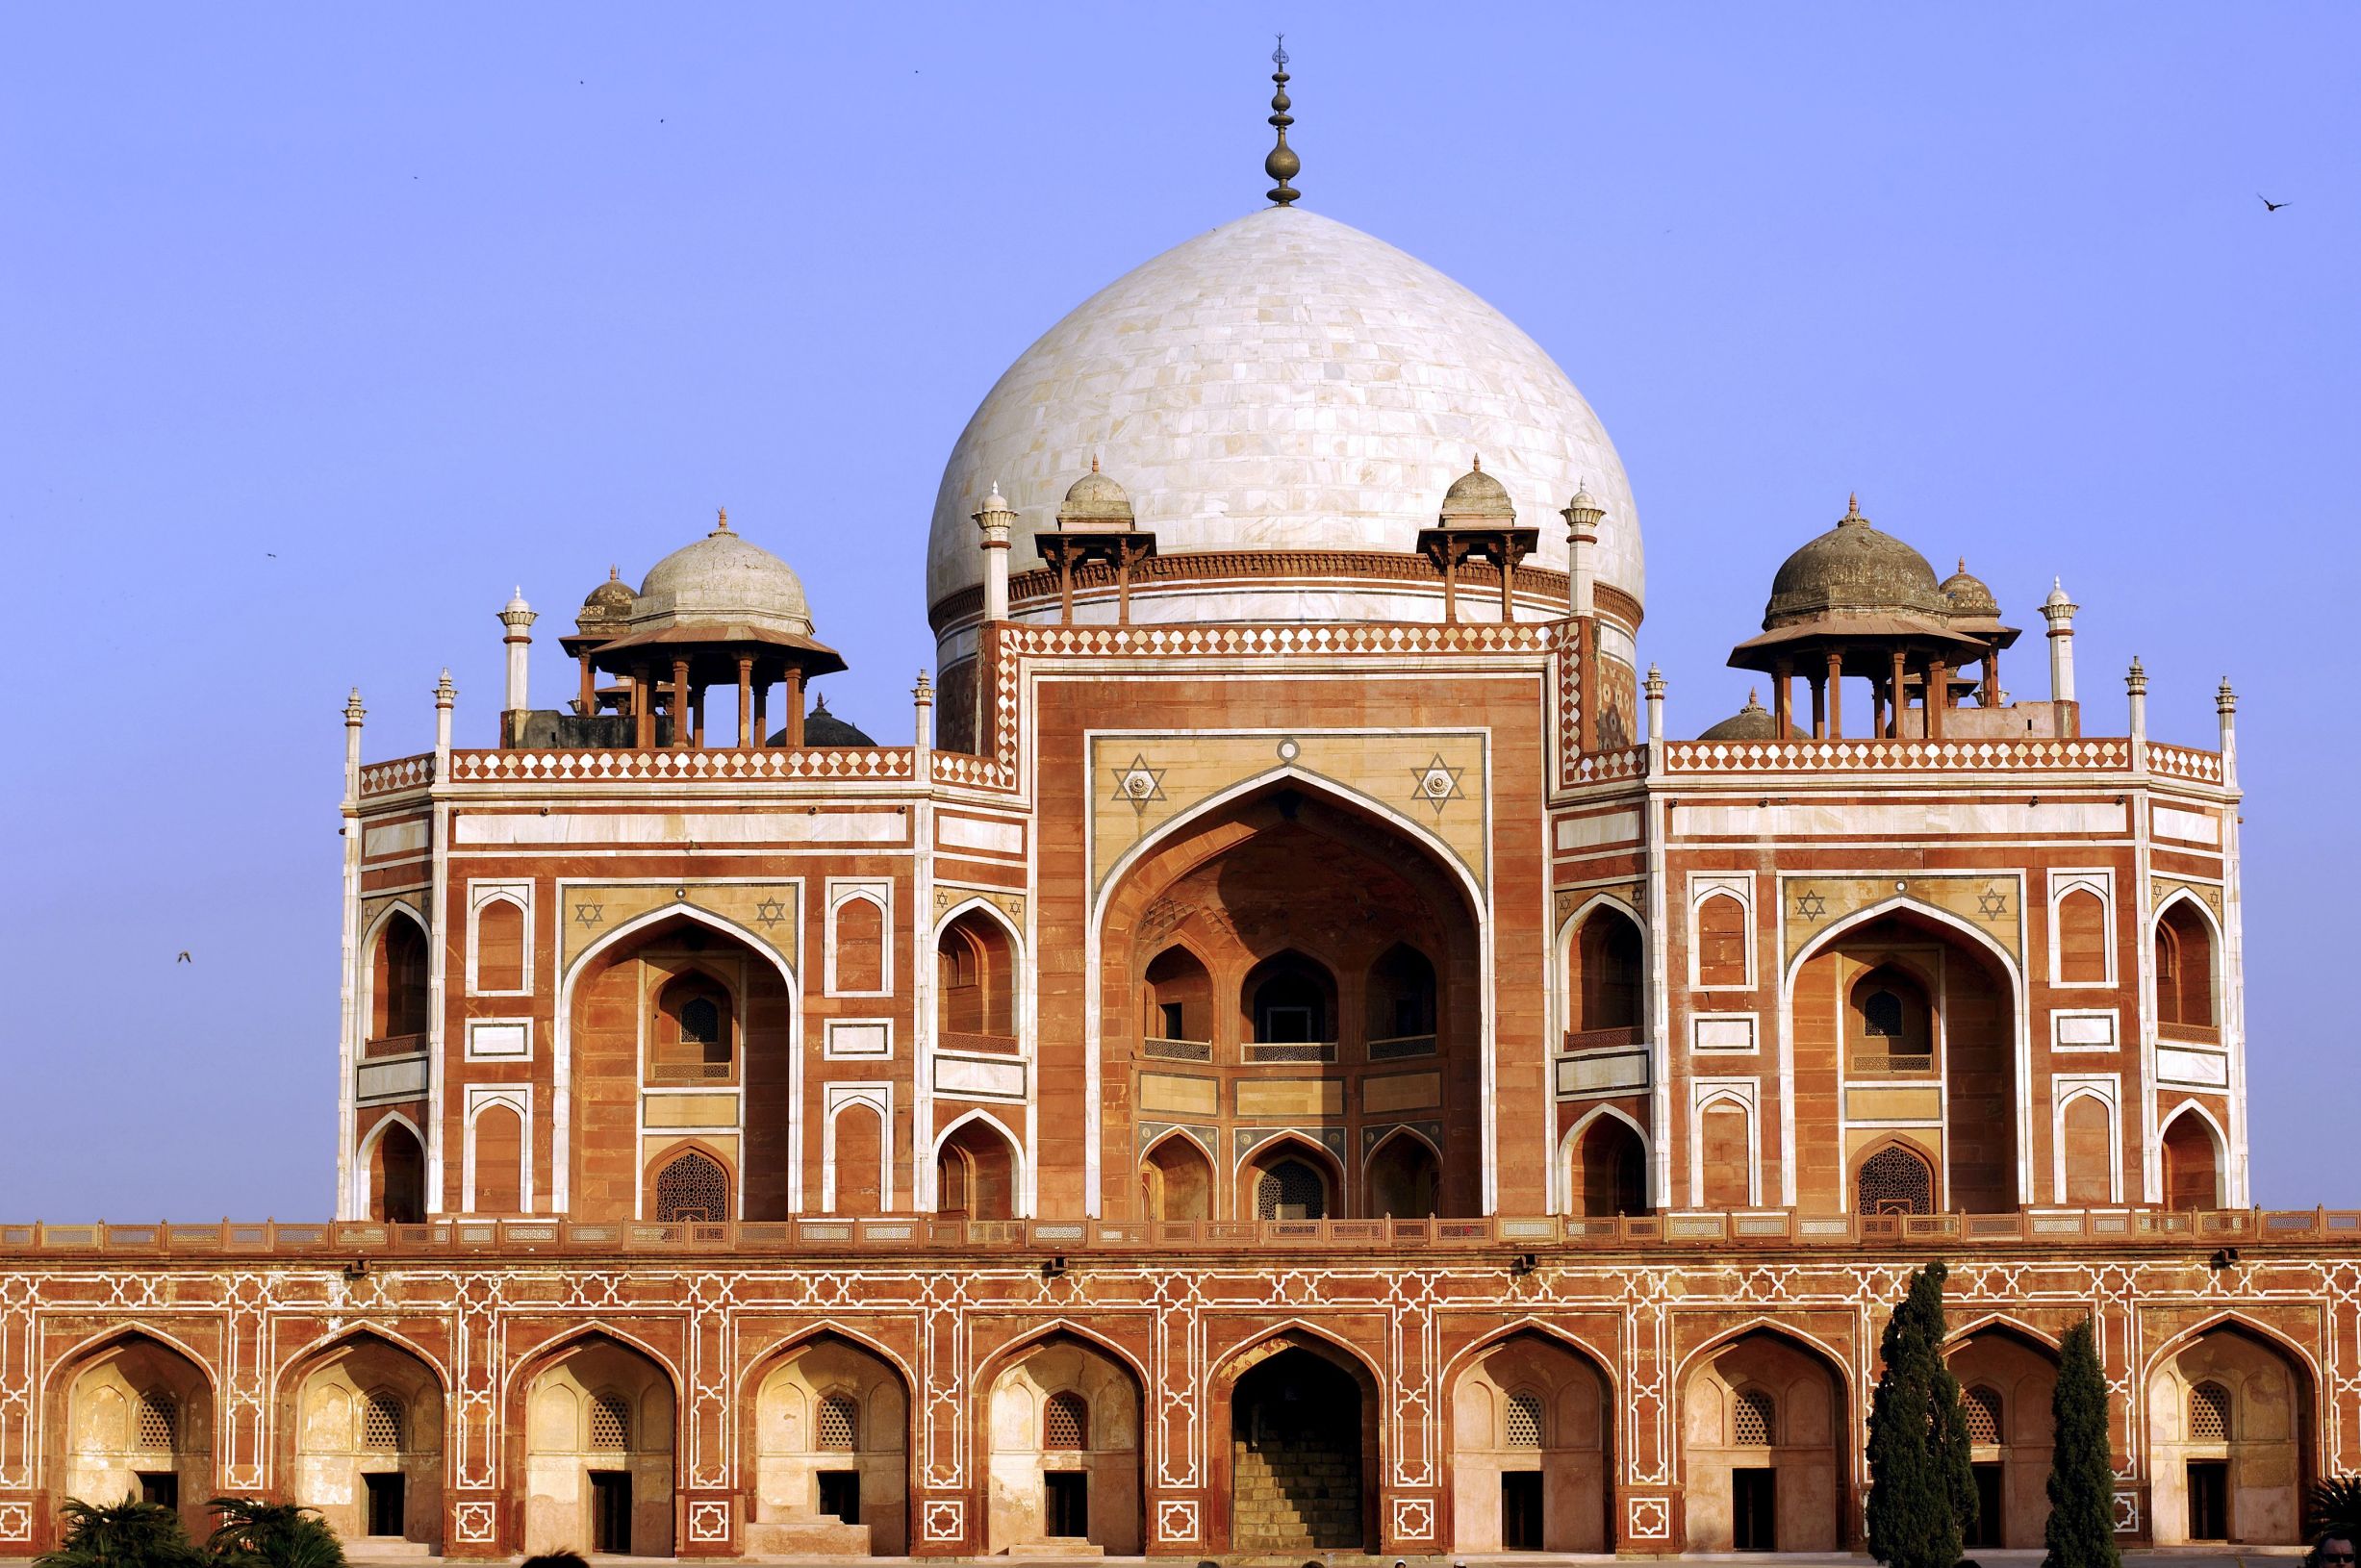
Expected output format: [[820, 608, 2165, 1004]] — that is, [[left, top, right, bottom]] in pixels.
[[2043, 579, 2080, 736], [1824, 649, 1843, 738], [974, 484, 1014, 622], [671, 657, 692, 750], [735, 656, 753, 748], [498, 589, 536, 721]]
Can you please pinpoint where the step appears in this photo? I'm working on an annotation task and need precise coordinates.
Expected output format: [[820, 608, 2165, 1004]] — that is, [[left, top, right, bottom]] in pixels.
[[744, 1517, 874, 1556]]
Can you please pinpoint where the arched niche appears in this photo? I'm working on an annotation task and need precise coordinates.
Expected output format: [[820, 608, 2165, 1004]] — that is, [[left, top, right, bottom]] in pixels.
[[2162, 1107, 2224, 1210], [363, 1116, 425, 1225], [937, 1116, 1020, 1221], [1097, 781, 1483, 1219], [938, 908, 1017, 1047], [982, 1332, 1143, 1555], [1943, 1326, 2060, 1549], [280, 1332, 445, 1549], [1239, 1136, 1340, 1222], [1364, 1130, 1439, 1219], [565, 912, 793, 1221], [1138, 1132, 1213, 1222], [2155, 899, 2219, 1031], [1448, 1330, 1612, 1553], [1567, 906, 1642, 1035], [1216, 1330, 1381, 1555], [53, 1331, 215, 1536], [369, 911, 429, 1044], [1790, 906, 2020, 1213], [746, 1332, 909, 1555], [517, 1332, 677, 1557], [1681, 1329, 1845, 1552], [2146, 1322, 2314, 1545], [1567, 1112, 1647, 1217]]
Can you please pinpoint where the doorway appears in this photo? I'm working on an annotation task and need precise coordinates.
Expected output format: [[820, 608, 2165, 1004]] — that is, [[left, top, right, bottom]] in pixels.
[[1500, 1470, 1543, 1551], [2187, 1460, 2229, 1541], [1231, 1348, 1365, 1550], [817, 1469, 861, 1525], [1733, 1467, 1777, 1551], [1967, 1463, 2003, 1548], [138, 1473, 178, 1511], [590, 1470, 633, 1555], [1045, 1470, 1089, 1537], [364, 1473, 405, 1538]]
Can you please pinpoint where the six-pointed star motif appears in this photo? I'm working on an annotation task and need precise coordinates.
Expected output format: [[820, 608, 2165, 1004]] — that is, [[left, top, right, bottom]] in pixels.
[[1976, 886, 2010, 919], [1112, 755, 1167, 816], [1794, 889, 1829, 922], [573, 901, 605, 928], [753, 897, 787, 927], [1409, 754, 1465, 815]]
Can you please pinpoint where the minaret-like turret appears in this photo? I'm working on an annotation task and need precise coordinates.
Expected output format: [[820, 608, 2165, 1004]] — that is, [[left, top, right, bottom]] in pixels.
[[499, 588, 537, 742], [974, 483, 1015, 622], [2042, 578, 2079, 735]]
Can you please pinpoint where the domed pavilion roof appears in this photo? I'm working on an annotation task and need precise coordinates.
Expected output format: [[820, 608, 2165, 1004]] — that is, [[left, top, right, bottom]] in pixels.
[[927, 205, 1640, 621], [1763, 495, 1944, 628], [1697, 693, 1776, 742]]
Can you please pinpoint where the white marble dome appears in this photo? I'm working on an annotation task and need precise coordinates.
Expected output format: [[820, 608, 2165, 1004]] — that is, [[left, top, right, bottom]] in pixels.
[[927, 204, 1641, 620]]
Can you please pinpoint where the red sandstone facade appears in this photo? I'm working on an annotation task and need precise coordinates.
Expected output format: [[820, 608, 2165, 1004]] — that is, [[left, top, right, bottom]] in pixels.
[[7, 180, 2346, 1562]]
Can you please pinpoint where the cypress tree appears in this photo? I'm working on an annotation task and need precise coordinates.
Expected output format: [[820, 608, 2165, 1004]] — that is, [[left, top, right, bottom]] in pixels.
[[1866, 1259, 1978, 1568], [2043, 1319, 2122, 1568]]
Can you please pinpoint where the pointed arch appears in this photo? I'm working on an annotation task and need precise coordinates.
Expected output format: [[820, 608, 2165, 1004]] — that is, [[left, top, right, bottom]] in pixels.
[[1782, 891, 2029, 1210], [734, 1321, 920, 1407], [1362, 1125, 1442, 1219], [354, 1110, 428, 1223], [2138, 1310, 2323, 1389], [1234, 1130, 1344, 1221], [275, 1322, 453, 1402], [1208, 1318, 1386, 1395], [1084, 765, 1491, 1221], [364, 900, 432, 1042], [1138, 1127, 1216, 1222], [552, 899, 801, 1213], [1943, 1313, 2064, 1354], [972, 1316, 1158, 1397], [2160, 1100, 2228, 1210], [1672, 1317, 1855, 1396], [41, 1322, 221, 1406], [1437, 1317, 1619, 1391], [2151, 889, 2224, 1030], [498, 1321, 685, 1409], [1852, 1135, 1938, 1217], [1560, 1103, 1651, 1217], [932, 1107, 1025, 1220]]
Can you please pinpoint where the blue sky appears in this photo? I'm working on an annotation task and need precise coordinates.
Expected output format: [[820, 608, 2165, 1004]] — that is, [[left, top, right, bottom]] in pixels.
[[3, 4, 2353, 1215]]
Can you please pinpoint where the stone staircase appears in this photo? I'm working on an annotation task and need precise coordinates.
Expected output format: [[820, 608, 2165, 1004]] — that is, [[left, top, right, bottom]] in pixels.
[[1232, 1437, 1360, 1549]]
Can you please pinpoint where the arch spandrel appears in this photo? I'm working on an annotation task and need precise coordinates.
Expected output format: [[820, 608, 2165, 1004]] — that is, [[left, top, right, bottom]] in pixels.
[[2149, 876, 2225, 923], [1781, 873, 2025, 969], [1089, 731, 1489, 898], [557, 881, 801, 974]]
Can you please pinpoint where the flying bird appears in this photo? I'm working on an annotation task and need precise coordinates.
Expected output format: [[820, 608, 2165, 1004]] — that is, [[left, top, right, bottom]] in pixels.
[[2259, 194, 2289, 212], [176, 951, 191, 963]]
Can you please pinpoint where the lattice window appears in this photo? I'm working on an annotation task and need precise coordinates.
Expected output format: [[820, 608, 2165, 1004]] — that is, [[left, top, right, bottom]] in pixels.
[[1858, 1145, 1935, 1216], [363, 1393, 403, 1451], [1734, 1388, 1776, 1446], [1964, 1385, 2003, 1446], [679, 997, 720, 1045], [817, 1394, 859, 1452], [1254, 1159, 1327, 1221], [1864, 991, 1905, 1037], [590, 1394, 631, 1451], [2189, 1381, 2231, 1441], [136, 1391, 177, 1450], [655, 1150, 730, 1223], [1044, 1392, 1089, 1451], [1506, 1391, 1544, 1449]]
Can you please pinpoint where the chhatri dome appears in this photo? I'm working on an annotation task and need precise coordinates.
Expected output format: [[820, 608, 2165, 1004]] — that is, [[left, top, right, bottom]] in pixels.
[[927, 79, 1640, 632]]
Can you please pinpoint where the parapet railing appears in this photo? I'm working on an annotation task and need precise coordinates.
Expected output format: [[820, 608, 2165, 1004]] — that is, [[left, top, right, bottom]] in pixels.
[[1659, 737, 2135, 773], [4, 1208, 2351, 1259]]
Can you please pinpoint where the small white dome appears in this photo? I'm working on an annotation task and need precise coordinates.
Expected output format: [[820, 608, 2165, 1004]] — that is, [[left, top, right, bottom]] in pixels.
[[634, 514, 814, 635], [927, 204, 1640, 620]]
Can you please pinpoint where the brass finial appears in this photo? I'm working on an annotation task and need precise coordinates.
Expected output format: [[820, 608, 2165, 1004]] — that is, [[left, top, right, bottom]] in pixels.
[[1471, 453, 1483, 471], [1090, 453, 1100, 473], [715, 506, 730, 533], [1264, 37, 1301, 206], [1841, 492, 1866, 524], [607, 564, 621, 582]]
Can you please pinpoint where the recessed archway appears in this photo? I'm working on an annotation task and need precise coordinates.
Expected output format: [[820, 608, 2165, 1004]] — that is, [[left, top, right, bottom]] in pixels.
[[49, 1329, 215, 1539], [1680, 1328, 1847, 1552], [514, 1330, 678, 1556], [2145, 1320, 2314, 1545], [279, 1330, 446, 1550], [1217, 1330, 1380, 1554], [2162, 1107, 2224, 1210], [745, 1330, 910, 1555], [980, 1330, 1144, 1555], [1943, 1324, 2059, 1549], [1448, 1329, 1612, 1552], [1098, 780, 1485, 1219]]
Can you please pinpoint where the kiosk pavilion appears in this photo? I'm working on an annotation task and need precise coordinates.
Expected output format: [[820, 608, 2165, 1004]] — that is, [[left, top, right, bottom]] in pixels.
[[3, 60, 2349, 1564]]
